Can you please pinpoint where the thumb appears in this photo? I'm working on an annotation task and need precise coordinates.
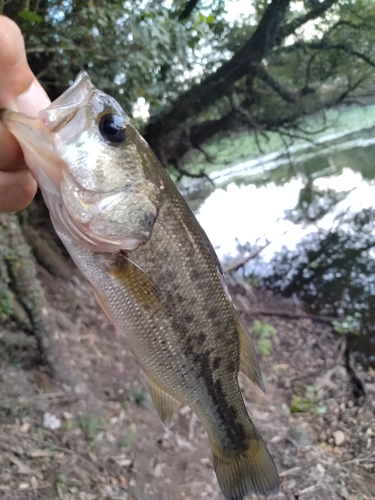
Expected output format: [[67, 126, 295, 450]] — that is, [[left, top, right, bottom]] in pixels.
[[0, 15, 50, 114]]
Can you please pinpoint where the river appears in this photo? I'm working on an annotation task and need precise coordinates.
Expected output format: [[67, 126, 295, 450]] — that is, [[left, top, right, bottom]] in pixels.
[[184, 105, 375, 368]]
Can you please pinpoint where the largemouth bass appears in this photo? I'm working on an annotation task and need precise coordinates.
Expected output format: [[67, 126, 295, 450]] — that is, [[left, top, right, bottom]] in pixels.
[[1, 72, 279, 500]]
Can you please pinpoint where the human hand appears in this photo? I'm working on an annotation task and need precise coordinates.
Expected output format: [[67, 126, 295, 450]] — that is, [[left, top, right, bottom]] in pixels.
[[0, 16, 50, 212]]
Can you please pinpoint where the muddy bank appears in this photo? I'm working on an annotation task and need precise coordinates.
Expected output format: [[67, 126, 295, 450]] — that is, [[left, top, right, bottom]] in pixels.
[[0, 258, 374, 499]]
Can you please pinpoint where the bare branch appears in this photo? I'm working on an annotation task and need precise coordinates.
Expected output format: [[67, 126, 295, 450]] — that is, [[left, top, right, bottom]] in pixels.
[[280, 0, 338, 39], [223, 240, 274, 273], [170, 162, 214, 185], [256, 65, 297, 103], [334, 74, 370, 104], [293, 40, 375, 70]]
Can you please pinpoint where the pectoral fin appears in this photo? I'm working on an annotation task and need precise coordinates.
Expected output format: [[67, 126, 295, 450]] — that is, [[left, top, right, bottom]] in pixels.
[[107, 252, 162, 312], [234, 310, 265, 392], [145, 375, 181, 430]]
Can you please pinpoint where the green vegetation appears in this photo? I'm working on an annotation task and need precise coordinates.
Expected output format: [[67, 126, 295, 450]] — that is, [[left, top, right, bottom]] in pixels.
[[80, 412, 104, 451], [332, 313, 362, 336], [130, 387, 150, 408], [181, 103, 375, 188], [3, 1, 375, 171], [250, 320, 277, 356], [0, 401, 30, 419], [117, 429, 136, 449], [0, 289, 14, 322], [56, 473, 67, 492], [289, 386, 327, 416], [64, 418, 74, 431]]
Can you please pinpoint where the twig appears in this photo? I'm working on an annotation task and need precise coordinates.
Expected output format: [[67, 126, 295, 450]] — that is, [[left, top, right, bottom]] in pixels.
[[248, 309, 337, 324], [171, 162, 214, 185], [1, 391, 68, 407], [29, 434, 99, 473], [297, 484, 322, 495], [188, 413, 198, 441], [341, 451, 375, 466], [279, 466, 301, 477], [223, 237, 279, 273]]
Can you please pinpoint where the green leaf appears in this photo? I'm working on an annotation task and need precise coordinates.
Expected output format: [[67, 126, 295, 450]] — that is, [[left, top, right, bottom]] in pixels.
[[18, 10, 43, 23], [257, 337, 272, 356], [315, 405, 327, 415]]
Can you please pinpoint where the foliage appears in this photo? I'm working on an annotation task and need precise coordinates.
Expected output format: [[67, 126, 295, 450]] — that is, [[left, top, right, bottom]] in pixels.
[[3, 0, 228, 115], [0, 288, 14, 322], [250, 319, 277, 356], [130, 387, 150, 408], [3, 1, 375, 171], [117, 428, 136, 448], [332, 313, 362, 336], [262, 208, 375, 347], [80, 411, 104, 451], [56, 473, 67, 492], [289, 385, 327, 415]]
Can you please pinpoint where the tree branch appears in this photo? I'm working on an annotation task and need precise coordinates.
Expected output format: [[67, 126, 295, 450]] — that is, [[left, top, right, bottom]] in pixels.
[[144, 0, 340, 166], [144, 0, 291, 154], [280, 0, 338, 39], [256, 65, 297, 103]]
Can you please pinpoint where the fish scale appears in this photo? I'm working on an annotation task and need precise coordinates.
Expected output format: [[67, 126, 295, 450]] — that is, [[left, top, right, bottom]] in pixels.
[[1, 71, 279, 500]]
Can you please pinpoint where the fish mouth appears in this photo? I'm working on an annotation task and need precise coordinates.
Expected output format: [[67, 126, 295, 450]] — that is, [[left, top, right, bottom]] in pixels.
[[39, 72, 94, 132], [0, 108, 63, 190], [0, 72, 94, 190]]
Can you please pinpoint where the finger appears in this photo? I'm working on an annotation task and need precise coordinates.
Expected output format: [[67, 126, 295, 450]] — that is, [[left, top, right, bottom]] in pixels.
[[0, 15, 50, 112], [0, 168, 37, 213], [0, 122, 23, 171]]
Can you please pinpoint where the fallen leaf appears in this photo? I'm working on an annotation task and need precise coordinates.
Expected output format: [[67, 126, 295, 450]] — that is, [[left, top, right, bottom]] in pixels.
[[119, 475, 128, 488], [30, 476, 38, 489]]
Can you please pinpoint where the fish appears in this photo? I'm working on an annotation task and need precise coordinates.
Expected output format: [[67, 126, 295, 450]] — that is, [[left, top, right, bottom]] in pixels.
[[1, 72, 279, 500]]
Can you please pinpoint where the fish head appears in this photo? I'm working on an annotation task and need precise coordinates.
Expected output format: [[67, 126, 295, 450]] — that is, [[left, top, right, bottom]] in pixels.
[[1, 72, 163, 251]]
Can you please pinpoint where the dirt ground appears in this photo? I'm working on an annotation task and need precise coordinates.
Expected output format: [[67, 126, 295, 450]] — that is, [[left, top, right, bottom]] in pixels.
[[0, 256, 374, 500]]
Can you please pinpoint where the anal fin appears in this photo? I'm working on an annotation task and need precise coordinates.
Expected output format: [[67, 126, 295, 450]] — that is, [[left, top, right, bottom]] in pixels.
[[234, 310, 265, 392], [145, 375, 181, 430]]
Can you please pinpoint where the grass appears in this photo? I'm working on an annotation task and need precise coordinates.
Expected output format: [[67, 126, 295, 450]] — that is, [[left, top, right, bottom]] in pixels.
[[250, 319, 277, 356], [79, 411, 104, 451], [117, 430, 135, 449], [289, 385, 327, 416]]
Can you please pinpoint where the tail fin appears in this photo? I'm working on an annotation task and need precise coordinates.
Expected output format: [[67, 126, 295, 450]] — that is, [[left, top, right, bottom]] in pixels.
[[212, 435, 279, 500]]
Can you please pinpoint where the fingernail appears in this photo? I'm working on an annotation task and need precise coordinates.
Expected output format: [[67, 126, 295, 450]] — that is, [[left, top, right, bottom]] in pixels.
[[15, 81, 50, 115]]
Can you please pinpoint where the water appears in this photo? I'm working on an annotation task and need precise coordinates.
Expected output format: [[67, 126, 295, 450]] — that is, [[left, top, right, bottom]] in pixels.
[[187, 110, 375, 367]]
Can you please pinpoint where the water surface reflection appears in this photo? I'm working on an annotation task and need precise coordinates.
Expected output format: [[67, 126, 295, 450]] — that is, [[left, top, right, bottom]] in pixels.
[[195, 147, 375, 367]]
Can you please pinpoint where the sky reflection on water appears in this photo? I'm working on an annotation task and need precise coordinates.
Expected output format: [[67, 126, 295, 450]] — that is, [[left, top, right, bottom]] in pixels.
[[197, 168, 375, 276]]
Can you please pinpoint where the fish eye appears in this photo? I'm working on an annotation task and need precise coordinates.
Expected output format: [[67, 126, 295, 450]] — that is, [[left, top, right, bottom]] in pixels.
[[98, 113, 126, 144]]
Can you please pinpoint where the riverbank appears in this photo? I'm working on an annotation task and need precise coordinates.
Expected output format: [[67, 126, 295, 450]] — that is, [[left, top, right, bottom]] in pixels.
[[0, 261, 374, 499]]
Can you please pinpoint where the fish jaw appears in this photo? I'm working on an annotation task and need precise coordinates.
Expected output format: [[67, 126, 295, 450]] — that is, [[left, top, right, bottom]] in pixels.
[[0, 109, 63, 200], [39, 71, 94, 132]]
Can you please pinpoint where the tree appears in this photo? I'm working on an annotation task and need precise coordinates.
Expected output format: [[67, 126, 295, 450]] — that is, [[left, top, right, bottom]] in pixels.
[[3, 0, 375, 171]]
